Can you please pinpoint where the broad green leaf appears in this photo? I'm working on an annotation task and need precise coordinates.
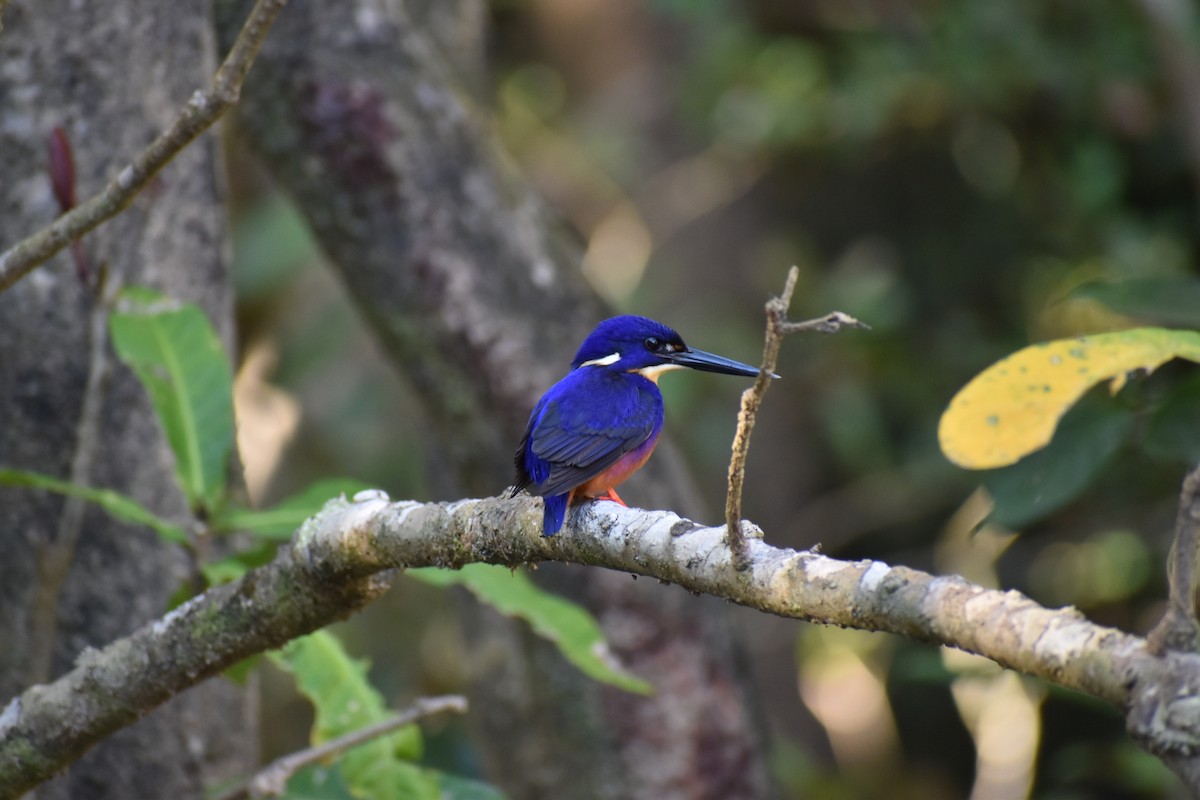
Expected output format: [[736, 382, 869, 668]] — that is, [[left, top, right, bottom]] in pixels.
[[984, 395, 1134, 529], [939, 328, 1200, 469], [211, 478, 373, 539], [411, 564, 652, 695], [1074, 279, 1200, 328], [109, 287, 234, 512], [0, 467, 185, 544], [270, 631, 437, 800]]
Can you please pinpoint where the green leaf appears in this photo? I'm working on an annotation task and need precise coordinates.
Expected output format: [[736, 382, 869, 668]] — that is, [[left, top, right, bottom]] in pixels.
[[435, 772, 509, 800], [983, 393, 1134, 529], [410, 564, 652, 695], [279, 764, 354, 799], [282, 764, 504, 800], [939, 327, 1200, 469], [200, 539, 279, 585], [223, 654, 262, 686], [1074, 279, 1200, 328], [270, 631, 437, 800], [0, 467, 186, 544], [212, 478, 373, 539], [109, 287, 234, 513]]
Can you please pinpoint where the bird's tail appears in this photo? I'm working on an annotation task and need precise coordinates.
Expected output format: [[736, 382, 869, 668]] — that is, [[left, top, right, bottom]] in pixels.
[[542, 494, 569, 536]]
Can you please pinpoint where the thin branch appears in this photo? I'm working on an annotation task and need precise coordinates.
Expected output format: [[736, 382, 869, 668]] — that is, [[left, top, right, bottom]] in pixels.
[[1147, 464, 1200, 655], [216, 696, 468, 800], [2, 491, 1198, 795], [724, 266, 868, 569], [0, 0, 8, 35], [0, 0, 288, 294], [778, 312, 868, 335], [27, 271, 123, 685]]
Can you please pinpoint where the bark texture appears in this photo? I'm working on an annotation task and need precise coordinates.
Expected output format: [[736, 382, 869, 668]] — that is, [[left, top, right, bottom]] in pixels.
[[0, 1, 252, 796], [6, 492, 1200, 795], [214, 0, 773, 797]]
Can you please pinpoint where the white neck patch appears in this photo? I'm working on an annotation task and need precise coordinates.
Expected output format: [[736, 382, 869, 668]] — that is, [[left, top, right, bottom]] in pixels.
[[580, 352, 621, 367], [636, 363, 684, 383]]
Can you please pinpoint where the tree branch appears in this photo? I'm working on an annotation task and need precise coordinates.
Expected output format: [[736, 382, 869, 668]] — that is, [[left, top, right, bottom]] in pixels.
[[725, 266, 868, 569], [1148, 465, 1200, 655], [0, 0, 288, 294], [216, 695, 468, 800], [1, 490, 1196, 796]]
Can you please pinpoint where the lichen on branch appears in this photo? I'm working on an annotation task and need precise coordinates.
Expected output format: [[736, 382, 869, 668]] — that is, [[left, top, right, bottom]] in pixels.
[[3, 490, 1197, 797]]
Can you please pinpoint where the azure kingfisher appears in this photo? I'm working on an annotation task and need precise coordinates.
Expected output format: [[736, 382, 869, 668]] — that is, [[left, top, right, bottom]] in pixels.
[[513, 315, 769, 535]]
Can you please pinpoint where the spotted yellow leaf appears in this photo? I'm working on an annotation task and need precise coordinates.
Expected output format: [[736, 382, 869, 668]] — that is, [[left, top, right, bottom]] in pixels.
[[939, 328, 1200, 469]]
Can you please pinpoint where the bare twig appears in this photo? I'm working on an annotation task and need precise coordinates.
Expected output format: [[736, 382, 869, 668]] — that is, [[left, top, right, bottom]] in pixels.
[[215, 696, 468, 800], [778, 312, 867, 336], [0, 0, 288, 294], [724, 267, 868, 569]]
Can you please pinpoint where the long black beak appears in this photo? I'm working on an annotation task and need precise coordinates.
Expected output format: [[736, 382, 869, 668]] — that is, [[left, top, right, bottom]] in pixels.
[[665, 348, 778, 379]]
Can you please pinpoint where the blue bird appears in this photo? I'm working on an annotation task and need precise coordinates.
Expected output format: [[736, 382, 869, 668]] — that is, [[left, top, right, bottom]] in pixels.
[[513, 315, 768, 535]]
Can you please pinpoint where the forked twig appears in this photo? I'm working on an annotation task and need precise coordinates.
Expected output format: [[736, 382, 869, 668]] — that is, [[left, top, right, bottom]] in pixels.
[[215, 695, 468, 800], [724, 266, 868, 570]]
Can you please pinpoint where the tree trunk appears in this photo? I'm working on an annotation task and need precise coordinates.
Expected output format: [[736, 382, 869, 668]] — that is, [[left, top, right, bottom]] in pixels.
[[0, 1, 253, 796], [216, 0, 775, 797]]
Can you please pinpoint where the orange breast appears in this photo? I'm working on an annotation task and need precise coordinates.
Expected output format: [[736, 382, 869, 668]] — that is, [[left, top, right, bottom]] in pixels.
[[571, 434, 660, 500]]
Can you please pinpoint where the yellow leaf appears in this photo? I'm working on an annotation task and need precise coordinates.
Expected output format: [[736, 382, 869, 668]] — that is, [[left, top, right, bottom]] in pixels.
[[939, 328, 1200, 469]]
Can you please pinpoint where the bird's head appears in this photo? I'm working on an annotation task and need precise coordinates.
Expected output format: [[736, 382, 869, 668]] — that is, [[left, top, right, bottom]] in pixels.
[[570, 315, 771, 382]]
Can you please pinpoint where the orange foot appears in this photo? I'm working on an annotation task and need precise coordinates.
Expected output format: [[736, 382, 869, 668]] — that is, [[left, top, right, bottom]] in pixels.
[[601, 487, 627, 507]]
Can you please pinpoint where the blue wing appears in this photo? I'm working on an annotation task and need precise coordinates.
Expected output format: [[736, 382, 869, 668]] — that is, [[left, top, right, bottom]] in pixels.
[[513, 368, 663, 517]]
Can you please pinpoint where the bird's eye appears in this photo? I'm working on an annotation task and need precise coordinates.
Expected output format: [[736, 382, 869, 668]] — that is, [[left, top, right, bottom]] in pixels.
[[644, 337, 660, 351]]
